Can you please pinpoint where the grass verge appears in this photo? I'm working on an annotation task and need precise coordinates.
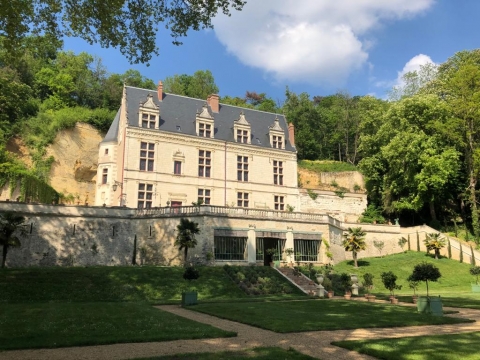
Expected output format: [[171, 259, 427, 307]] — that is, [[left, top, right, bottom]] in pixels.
[[333, 331, 480, 360], [0, 302, 235, 351], [332, 251, 480, 296], [137, 347, 317, 359], [0, 266, 290, 303], [192, 300, 473, 333]]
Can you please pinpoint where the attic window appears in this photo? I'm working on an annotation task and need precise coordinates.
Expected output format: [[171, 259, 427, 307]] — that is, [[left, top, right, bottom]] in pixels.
[[138, 93, 160, 129], [196, 103, 214, 139], [233, 111, 251, 144], [269, 117, 285, 149]]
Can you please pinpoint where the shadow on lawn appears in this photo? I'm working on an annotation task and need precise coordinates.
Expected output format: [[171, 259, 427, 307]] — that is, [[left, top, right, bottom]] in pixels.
[[346, 260, 370, 267]]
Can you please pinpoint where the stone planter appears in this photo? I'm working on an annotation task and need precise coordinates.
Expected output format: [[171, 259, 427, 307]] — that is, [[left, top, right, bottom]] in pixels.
[[344, 292, 352, 300], [472, 284, 480, 293], [327, 291, 334, 298], [316, 275, 324, 285], [181, 291, 198, 306], [412, 295, 418, 304], [390, 297, 399, 304]]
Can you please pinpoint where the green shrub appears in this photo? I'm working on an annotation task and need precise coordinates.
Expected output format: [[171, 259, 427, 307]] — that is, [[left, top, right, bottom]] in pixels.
[[359, 205, 385, 224], [298, 160, 357, 173]]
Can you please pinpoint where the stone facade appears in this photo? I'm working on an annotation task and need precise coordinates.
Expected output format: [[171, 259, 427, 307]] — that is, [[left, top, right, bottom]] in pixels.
[[95, 85, 299, 211]]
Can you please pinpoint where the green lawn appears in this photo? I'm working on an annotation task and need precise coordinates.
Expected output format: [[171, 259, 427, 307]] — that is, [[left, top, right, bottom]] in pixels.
[[333, 331, 480, 360], [333, 251, 480, 296], [192, 300, 472, 333], [138, 347, 317, 359], [0, 302, 235, 351], [0, 266, 304, 304]]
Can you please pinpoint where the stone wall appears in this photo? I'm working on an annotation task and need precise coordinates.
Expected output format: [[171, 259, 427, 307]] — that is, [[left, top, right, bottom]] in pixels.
[[3, 202, 478, 268], [299, 189, 367, 222]]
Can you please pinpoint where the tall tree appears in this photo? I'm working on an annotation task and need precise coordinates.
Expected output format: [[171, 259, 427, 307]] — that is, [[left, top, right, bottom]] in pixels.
[[342, 227, 367, 268], [0, 0, 246, 64], [0, 212, 27, 268], [163, 70, 218, 99], [175, 218, 200, 264], [432, 50, 480, 241], [283, 90, 323, 160]]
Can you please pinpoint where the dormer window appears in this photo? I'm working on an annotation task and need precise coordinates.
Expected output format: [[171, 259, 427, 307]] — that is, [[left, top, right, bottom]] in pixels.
[[199, 122, 212, 137], [234, 112, 251, 144], [142, 113, 157, 129], [138, 94, 159, 129], [269, 117, 284, 149], [196, 103, 214, 139], [272, 135, 283, 149]]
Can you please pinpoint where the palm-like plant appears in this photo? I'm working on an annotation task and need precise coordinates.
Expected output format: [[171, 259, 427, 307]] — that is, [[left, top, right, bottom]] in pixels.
[[424, 233, 446, 259], [175, 218, 200, 264], [0, 212, 27, 268], [342, 227, 367, 268]]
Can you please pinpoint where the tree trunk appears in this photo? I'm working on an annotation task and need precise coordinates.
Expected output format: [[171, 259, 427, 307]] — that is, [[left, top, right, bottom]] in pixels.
[[429, 201, 437, 222], [184, 247, 188, 264], [2, 244, 8, 268], [353, 251, 358, 268], [435, 248, 439, 260]]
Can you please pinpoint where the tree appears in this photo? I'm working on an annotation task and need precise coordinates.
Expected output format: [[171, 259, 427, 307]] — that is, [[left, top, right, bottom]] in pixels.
[[409, 262, 441, 297], [0, 0, 246, 64], [363, 273, 374, 295], [426, 50, 480, 242], [423, 233, 446, 259], [381, 271, 402, 297], [0, 212, 27, 268], [163, 70, 219, 99], [175, 218, 200, 264], [342, 227, 367, 268]]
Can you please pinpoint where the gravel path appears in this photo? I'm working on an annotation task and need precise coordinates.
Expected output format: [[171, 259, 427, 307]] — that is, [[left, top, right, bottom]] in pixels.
[[2, 299, 480, 360]]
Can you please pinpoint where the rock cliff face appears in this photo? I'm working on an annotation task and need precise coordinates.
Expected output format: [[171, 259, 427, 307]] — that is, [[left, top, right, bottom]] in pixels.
[[2, 123, 102, 203]]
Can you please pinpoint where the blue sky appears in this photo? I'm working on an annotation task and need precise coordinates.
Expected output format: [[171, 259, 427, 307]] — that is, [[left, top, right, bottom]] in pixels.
[[63, 0, 480, 104]]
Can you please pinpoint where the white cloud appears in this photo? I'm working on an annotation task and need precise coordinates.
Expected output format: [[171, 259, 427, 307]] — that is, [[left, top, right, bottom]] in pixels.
[[393, 54, 436, 88], [213, 0, 434, 86]]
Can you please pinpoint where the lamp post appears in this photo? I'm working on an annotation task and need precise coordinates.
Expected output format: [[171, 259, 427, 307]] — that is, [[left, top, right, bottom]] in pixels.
[[112, 181, 124, 206]]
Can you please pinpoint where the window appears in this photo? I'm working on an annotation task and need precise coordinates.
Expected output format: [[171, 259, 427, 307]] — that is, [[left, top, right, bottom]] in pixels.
[[272, 135, 283, 149], [104, 148, 109, 155], [198, 150, 211, 177], [294, 240, 320, 262], [140, 142, 154, 171], [274, 195, 284, 211], [102, 168, 108, 184], [237, 156, 248, 181], [174, 161, 182, 175], [236, 129, 248, 143], [141, 113, 156, 129], [198, 189, 211, 205], [214, 236, 247, 260], [199, 122, 212, 137], [138, 183, 153, 208], [273, 160, 283, 185], [237, 192, 249, 207]]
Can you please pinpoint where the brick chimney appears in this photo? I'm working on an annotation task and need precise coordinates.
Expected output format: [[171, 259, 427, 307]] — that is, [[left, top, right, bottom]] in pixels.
[[157, 81, 164, 101], [207, 94, 219, 113], [288, 123, 295, 147]]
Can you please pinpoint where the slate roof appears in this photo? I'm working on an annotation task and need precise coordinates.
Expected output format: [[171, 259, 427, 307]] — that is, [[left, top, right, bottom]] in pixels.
[[102, 109, 120, 143], [103, 86, 296, 152]]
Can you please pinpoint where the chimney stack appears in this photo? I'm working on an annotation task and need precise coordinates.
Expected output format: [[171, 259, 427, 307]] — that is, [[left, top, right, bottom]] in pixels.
[[207, 94, 219, 113], [157, 81, 163, 101], [288, 123, 295, 147]]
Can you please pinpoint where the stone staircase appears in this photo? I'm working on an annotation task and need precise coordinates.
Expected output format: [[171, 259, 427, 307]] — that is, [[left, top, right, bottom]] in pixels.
[[277, 267, 319, 295]]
